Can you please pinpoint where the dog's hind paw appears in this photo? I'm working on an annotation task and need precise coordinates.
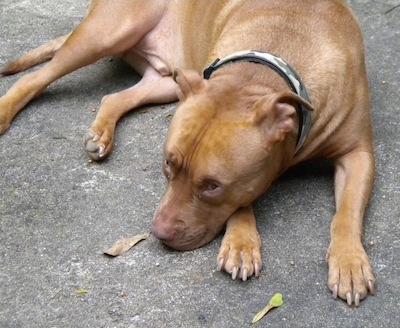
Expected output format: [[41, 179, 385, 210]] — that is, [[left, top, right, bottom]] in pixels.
[[83, 127, 114, 161]]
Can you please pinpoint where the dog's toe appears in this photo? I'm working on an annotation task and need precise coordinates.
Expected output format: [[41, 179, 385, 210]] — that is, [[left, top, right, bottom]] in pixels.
[[85, 139, 99, 153]]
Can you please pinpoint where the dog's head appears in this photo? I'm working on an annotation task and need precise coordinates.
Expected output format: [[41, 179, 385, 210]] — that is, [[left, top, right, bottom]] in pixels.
[[151, 69, 312, 250]]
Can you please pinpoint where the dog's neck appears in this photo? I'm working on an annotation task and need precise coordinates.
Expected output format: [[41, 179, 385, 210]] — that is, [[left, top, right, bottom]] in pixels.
[[203, 62, 300, 167], [203, 50, 312, 153]]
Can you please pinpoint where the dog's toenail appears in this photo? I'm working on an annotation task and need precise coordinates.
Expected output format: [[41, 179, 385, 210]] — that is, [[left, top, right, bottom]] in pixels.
[[217, 258, 224, 271], [354, 293, 360, 306], [346, 292, 352, 305], [332, 284, 338, 299], [368, 280, 376, 294], [254, 262, 261, 277], [241, 268, 248, 281], [231, 266, 238, 280]]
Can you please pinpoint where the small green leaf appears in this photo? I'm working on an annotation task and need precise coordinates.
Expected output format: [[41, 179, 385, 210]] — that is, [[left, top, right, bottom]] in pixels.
[[75, 289, 88, 295], [251, 293, 283, 324], [269, 293, 283, 307]]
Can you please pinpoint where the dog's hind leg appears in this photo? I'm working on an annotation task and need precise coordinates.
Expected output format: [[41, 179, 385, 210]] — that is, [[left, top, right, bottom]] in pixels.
[[83, 53, 179, 161], [0, 34, 71, 76], [0, 0, 167, 134]]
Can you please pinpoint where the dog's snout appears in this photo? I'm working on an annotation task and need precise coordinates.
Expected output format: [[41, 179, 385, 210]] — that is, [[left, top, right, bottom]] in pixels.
[[151, 224, 174, 241], [151, 217, 183, 242]]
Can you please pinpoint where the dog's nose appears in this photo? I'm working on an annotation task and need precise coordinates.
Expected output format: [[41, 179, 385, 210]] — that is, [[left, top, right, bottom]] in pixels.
[[151, 218, 182, 242], [151, 225, 174, 241]]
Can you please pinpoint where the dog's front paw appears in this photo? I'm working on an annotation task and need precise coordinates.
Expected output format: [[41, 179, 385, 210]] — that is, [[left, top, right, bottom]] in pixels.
[[83, 125, 115, 161], [326, 242, 376, 306], [217, 231, 262, 281]]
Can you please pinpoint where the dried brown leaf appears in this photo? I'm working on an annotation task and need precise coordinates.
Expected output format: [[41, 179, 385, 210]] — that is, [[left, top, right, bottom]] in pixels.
[[104, 233, 150, 256]]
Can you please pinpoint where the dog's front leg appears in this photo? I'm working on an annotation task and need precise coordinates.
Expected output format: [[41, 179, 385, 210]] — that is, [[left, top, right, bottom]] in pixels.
[[327, 150, 376, 306], [217, 206, 262, 281]]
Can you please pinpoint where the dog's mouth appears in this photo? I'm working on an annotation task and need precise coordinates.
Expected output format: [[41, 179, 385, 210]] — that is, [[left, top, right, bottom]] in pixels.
[[151, 204, 231, 250], [153, 225, 214, 251]]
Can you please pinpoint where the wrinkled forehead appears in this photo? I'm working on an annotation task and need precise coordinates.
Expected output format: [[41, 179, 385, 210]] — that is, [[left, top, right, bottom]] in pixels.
[[164, 99, 257, 174], [164, 99, 215, 158]]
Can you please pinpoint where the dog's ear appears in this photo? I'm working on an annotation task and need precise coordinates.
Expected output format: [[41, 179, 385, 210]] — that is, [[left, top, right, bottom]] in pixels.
[[253, 91, 314, 147], [173, 69, 205, 100]]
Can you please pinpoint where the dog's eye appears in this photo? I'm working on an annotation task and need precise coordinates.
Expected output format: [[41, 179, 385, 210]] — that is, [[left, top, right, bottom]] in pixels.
[[202, 181, 222, 198], [205, 182, 219, 191]]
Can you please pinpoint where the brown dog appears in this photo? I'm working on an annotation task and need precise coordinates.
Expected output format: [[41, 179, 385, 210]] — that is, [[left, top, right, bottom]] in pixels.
[[0, 0, 375, 306]]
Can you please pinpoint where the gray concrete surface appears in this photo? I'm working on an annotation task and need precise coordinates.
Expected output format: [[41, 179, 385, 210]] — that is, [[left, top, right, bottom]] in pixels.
[[0, 1, 399, 327]]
